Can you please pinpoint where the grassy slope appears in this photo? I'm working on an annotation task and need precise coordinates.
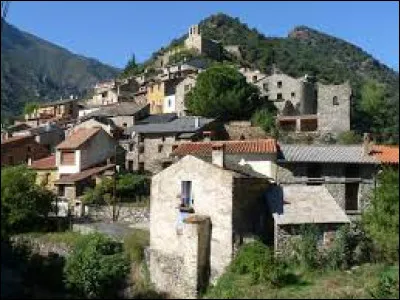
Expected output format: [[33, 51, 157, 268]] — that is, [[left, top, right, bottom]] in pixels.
[[204, 263, 399, 299]]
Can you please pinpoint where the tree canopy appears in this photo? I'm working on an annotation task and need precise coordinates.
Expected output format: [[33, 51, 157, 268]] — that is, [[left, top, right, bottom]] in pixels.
[[362, 168, 399, 263], [1, 165, 54, 238], [186, 63, 262, 120]]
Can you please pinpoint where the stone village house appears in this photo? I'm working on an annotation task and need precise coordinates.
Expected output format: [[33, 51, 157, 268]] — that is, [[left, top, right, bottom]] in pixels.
[[120, 115, 220, 173], [150, 140, 278, 298]]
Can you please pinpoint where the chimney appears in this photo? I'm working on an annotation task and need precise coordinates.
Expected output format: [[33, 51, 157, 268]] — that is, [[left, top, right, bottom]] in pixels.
[[363, 132, 372, 155], [212, 143, 225, 168], [194, 117, 200, 129]]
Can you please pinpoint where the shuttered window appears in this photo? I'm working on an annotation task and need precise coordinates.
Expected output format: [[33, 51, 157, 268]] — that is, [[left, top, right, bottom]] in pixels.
[[61, 151, 75, 165]]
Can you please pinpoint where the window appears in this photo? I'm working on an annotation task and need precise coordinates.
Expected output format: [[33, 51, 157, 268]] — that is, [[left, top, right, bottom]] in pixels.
[[333, 96, 339, 105], [277, 93, 283, 100], [181, 181, 192, 208], [161, 136, 165, 142], [27, 146, 31, 152], [345, 183, 359, 211], [263, 83, 269, 91], [101, 91, 107, 98], [128, 161, 133, 171], [291, 92, 295, 98], [138, 162, 145, 173], [158, 144, 163, 153], [265, 96, 269, 101], [168, 99, 172, 107], [252, 75, 257, 83], [61, 151, 75, 165], [129, 143, 134, 151], [277, 81, 282, 88], [58, 185, 65, 197]]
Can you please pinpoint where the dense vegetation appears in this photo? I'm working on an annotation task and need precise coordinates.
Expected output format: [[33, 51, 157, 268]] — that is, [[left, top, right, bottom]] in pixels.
[[64, 233, 130, 298], [1, 20, 119, 122], [1, 165, 55, 239], [186, 63, 262, 120]]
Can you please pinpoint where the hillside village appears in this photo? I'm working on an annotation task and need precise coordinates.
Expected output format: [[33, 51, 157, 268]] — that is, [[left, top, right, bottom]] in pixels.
[[1, 19, 399, 299]]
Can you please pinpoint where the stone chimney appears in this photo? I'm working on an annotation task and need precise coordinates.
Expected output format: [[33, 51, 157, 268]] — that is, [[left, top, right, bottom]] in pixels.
[[212, 143, 225, 168], [363, 132, 373, 155]]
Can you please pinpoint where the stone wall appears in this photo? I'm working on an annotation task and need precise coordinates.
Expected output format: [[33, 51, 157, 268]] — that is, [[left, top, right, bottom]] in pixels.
[[275, 223, 344, 256], [224, 121, 267, 140], [150, 156, 234, 293], [87, 205, 150, 224], [277, 162, 375, 213], [10, 235, 72, 258], [317, 82, 351, 134]]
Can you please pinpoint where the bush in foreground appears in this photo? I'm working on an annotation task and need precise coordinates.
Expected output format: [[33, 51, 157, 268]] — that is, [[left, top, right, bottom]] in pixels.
[[64, 233, 130, 298]]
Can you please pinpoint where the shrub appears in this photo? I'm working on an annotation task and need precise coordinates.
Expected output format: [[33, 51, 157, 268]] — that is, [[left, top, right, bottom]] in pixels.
[[363, 168, 399, 263], [251, 107, 278, 136], [230, 241, 292, 287], [290, 224, 320, 270], [64, 233, 130, 298], [337, 130, 363, 144], [123, 229, 149, 263], [368, 269, 399, 299]]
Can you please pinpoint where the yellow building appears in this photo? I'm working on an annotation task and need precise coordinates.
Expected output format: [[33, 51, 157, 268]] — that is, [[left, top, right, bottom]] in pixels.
[[147, 78, 181, 114], [29, 154, 59, 192], [147, 80, 165, 114]]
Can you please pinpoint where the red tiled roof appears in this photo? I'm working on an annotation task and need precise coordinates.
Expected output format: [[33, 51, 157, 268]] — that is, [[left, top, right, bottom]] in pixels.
[[54, 164, 115, 184], [1, 135, 34, 145], [57, 127, 101, 150], [172, 139, 278, 156], [30, 155, 56, 170], [371, 145, 399, 164]]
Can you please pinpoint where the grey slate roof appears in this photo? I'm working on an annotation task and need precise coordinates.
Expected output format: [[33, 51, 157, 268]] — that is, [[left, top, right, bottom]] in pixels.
[[128, 116, 215, 134], [278, 144, 379, 164], [266, 185, 350, 225], [85, 102, 148, 118], [136, 113, 177, 125]]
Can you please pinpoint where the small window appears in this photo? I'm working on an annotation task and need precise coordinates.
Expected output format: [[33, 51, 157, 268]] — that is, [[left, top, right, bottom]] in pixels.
[[58, 185, 65, 197], [265, 96, 269, 101], [277, 93, 283, 100], [333, 96, 339, 105], [129, 143, 134, 151], [101, 91, 107, 98], [252, 75, 257, 83], [168, 99, 172, 107], [263, 83, 269, 91], [122, 123, 127, 128], [291, 92, 295, 98], [161, 136, 165, 142], [277, 81, 282, 88], [139, 145, 144, 154], [138, 162, 145, 172], [27, 146, 31, 152], [181, 181, 192, 208], [158, 145, 163, 153]]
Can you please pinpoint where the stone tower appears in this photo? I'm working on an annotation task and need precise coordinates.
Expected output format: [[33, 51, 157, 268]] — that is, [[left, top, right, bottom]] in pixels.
[[299, 74, 317, 115]]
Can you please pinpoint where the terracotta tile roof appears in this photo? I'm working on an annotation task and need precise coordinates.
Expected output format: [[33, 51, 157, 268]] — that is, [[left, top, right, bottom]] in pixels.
[[57, 127, 101, 150], [172, 139, 278, 156], [371, 145, 399, 164], [54, 164, 115, 184], [30, 155, 56, 170], [1, 135, 34, 146]]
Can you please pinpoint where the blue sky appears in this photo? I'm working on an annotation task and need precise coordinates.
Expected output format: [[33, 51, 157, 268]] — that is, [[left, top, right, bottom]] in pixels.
[[7, 1, 399, 71]]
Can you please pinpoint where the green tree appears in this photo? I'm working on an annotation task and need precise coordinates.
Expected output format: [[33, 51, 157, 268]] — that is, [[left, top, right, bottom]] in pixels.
[[185, 63, 262, 120], [64, 233, 130, 298], [120, 54, 144, 78], [337, 130, 363, 144], [362, 168, 399, 262], [1, 165, 54, 237], [23, 102, 39, 115], [251, 105, 278, 136]]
